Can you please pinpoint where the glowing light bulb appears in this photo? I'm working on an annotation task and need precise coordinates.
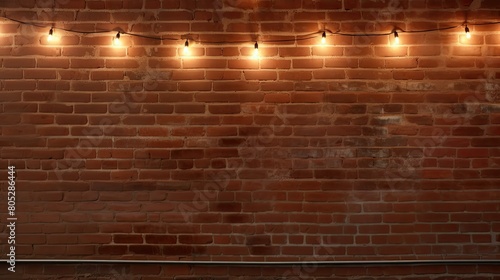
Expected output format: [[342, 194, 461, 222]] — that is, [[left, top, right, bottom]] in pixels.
[[465, 25, 471, 39], [253, 41, 259, 58], [393, 31, 400, 45], [113, 32, 121, 46], [321, 31, 326, 44], [47, 28, 54, 42], [184, 39, 190, 54]]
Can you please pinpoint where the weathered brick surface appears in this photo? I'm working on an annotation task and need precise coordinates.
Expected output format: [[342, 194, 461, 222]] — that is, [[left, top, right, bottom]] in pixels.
[[0, 0, 499, 278]]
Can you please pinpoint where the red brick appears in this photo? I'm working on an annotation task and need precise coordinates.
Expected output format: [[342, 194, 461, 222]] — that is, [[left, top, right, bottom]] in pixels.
[[4, 81, 36, 90], [278, 47, 311, 57], [386, 58, 418, 68], [183, 59, 227, 69], [346, 70, 392, 79], [291, 58, 323, 69], [3, 58, 36, 68], [374, 46, 408, 57], [171, 70, 205, 80], [148, 59, 181, 68], [453, 127, 484, 136], [24, 69, 57, 79], [243, 71, 277, 80], [312, 69, 345, 79], [98, 245, 128, 255], [208, 104, 241, 114], [353, 52, 381, 66], [260, 59, 291, 69], [409, 46, 441, 56], [205, 70, 241, 80], [228, 59, 259, 69], [178, 81, 212, 91], [213, 81, 260, 91], [174, 103, 205, 113], [122, 116, 155, 125], [481, 169, 500, 178], [128, 245, 162, 255], [113, 234, 143, 244], [393, 70, 425, 80], [279, 71, 312, 80]]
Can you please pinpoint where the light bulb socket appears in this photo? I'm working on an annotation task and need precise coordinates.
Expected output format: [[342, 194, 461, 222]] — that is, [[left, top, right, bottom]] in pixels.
[[116, 32, 121, 39], [254, 42, 259, 50], [49, 28, 53, 36], [394, 31, 399, 38], [184, 40, 189, 48]]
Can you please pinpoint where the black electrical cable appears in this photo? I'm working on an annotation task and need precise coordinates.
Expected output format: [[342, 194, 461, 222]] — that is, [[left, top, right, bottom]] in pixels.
[[400, 25, 460, 33], [2, 15, 500, 45]]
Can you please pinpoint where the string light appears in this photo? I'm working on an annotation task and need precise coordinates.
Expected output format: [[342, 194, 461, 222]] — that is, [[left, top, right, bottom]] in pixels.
[[393, 31, 400, 45], [253, 41, 259, 58], [113, 32, 121, 46], [2, 15, 499, 49], [465, 25, 471, 39], [47, 27, 54, 42]]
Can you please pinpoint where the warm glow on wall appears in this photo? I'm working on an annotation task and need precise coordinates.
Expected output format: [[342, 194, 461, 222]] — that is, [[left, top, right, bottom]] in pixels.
[[183, 39, 190, 55]]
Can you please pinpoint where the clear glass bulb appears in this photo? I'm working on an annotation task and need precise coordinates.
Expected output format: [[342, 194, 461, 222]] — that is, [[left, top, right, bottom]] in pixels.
[[465, 26, 471, 39], [253, 42, 259, 58], [183, 40, 189, 54], [393, 31, 400, 45], [113, 33, 121, 46]]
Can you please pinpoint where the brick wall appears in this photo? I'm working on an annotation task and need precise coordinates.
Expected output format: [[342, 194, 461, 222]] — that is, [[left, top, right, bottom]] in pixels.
[[0, 0, 499, 278]]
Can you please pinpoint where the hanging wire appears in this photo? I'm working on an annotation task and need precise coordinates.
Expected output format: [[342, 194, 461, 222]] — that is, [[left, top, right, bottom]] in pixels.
[[4, 15, 110, 34], [326, 29, 393, 37], [1, 15, 500, 45], [469, 21, 500, 26], [399, 24, 460, 33]]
